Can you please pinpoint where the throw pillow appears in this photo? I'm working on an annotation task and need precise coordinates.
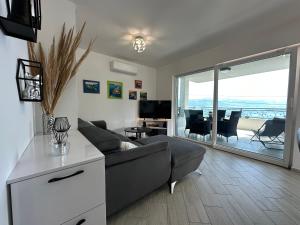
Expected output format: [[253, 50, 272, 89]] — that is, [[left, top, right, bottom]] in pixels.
[[87, 121, 95, 126], [120, 142, 137, 151]]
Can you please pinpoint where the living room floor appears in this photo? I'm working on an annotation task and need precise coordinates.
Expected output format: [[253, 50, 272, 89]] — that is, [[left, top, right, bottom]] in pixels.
[[107, 147, 300, 225]]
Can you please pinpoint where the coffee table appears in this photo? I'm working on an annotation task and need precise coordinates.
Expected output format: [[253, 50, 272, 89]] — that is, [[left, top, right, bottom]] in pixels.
[[124, 127, 148, 139]]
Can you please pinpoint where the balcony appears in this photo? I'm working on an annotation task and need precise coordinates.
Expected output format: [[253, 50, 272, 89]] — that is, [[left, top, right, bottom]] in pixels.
[[177, 107, 285, 159]]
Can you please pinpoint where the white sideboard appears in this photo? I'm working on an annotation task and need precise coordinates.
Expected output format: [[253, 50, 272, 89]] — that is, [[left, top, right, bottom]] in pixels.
[[7, 130, 106, 225]]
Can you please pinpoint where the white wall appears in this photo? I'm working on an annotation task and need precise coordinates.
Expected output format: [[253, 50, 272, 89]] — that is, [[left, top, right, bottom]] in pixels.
[[35, 0, 159, 133], [0, 0, 77, 223], [77, 50, 157, 130], [0, 3, 34, 225], [34, 0, 78, 134]]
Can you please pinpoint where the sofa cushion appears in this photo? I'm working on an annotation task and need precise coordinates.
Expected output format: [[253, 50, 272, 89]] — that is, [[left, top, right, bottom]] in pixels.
[[91, 120, 107, 130], [136, 135, 206, 168], [107, 130, 131, 142], [79, 126, 121, 152], [105, 141, 169, 167], [78, 118, 94, 129]]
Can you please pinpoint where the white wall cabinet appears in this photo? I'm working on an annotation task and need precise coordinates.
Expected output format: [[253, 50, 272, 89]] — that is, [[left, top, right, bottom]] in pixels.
[[7, 131, 106, 225]]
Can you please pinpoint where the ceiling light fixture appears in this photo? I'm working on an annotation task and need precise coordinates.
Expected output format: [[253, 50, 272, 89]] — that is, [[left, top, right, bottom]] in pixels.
[[220, 67, 232, 73], [132, 36, 146, 53]]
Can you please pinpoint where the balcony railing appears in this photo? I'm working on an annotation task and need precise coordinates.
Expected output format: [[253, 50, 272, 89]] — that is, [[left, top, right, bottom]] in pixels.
[[179, 107, 286, 119]]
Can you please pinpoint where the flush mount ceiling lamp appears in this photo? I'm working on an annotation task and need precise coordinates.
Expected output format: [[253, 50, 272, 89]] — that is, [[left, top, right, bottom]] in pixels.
[[220, 67, 232, 73], [132, 36, 146, 53]]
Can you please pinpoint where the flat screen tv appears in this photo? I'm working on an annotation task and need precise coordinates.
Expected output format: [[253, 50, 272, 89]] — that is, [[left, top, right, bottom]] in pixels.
[[139, 100, 171, 119]]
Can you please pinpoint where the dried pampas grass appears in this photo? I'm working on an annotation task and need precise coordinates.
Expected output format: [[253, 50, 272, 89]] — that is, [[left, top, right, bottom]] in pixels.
[[28, 23, 94, 114]]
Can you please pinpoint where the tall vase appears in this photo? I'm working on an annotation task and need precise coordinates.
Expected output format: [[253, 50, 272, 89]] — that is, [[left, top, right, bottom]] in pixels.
[[42, 113, 55, 135]]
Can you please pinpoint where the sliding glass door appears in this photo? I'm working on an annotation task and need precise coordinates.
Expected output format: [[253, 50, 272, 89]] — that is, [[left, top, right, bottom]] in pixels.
[[176, 69, 214, 144], [216, 54, 291, 160], [175, 49, 296, 167]]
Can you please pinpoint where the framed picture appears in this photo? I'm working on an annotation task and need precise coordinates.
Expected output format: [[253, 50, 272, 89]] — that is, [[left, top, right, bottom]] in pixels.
[[107, 80, 123, 99], [83, 80, 100, 94], [140, 91, 147, 100], [135, 80, 142, 89], [129, 90, 137, 100]]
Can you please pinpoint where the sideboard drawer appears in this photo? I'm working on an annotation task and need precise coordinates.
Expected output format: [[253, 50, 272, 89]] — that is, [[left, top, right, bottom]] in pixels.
[[62, 204, 106, 225], [10, 159, 105, 225]]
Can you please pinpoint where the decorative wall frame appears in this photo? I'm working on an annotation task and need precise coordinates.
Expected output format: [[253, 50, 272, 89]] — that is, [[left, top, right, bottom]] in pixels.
[[140, 91, 147, 100], [83, 80, 100, 94], [135, 80, 142, 89], [16, 58, 43, 102], [107, 81, 123, 99], [129, 90, 137, 100]]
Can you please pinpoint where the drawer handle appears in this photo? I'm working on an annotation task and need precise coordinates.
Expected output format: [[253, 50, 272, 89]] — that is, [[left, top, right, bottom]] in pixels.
[[48, 170, 84, 183], [76, 219, 86, 225]]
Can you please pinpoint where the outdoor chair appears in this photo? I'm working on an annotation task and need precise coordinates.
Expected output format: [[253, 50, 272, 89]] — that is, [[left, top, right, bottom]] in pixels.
[[184, 109, 203, 134], [189, 120, 211, 140], [217, 111, 242, 142], [184, 109, 190, 132], [189, 109, 204, 118], [217, 110, 226, 121], [250, 117, 285, 148]]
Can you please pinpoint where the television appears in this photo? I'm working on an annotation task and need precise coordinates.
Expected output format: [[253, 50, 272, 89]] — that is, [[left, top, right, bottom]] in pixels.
[[139, 100, 171, 119]]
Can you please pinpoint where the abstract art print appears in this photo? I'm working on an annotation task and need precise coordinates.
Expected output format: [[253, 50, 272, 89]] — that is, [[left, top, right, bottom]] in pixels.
[[107, 81, 123, 99], [135, 80, 142, 89], [129, 90, 137, 100], [140, 91, 147, 100], [83, 80, 100, 94]]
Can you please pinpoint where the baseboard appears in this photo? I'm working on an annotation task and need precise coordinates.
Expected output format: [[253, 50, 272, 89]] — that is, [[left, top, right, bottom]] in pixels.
[[292, 168, 300, 173]]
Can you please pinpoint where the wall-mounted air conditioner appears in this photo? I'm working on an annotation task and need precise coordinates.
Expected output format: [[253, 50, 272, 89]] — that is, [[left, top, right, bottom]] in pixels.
[[110, 61, 138, 76]]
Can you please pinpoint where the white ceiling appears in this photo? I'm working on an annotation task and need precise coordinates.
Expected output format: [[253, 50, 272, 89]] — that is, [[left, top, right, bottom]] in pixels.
[[188, 54, 290, 83], [70, 0, 300, 67]]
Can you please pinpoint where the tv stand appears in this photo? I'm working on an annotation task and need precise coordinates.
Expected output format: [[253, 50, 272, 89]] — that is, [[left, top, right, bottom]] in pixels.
[[138, 118, 172, 136]]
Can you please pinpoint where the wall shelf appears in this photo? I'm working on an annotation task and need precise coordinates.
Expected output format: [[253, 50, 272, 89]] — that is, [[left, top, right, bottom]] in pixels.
[[0, 0, 41, 42], [0, 17, 37, 42]]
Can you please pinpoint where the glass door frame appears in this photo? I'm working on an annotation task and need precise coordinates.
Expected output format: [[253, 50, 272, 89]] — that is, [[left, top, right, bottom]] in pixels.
[[173, 47, 299, 168], [174, 66, 215, 146]]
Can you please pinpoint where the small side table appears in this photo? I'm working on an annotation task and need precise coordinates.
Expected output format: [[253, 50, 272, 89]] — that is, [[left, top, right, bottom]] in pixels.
[[124, 127, 148, 139]]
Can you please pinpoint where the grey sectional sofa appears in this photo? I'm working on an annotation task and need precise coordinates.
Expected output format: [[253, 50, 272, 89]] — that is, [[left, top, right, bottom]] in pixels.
[[78, 118, 206, 217]]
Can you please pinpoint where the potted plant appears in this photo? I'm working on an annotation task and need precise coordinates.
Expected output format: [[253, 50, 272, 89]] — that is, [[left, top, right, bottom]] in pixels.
[[28, 23, 93, 134]]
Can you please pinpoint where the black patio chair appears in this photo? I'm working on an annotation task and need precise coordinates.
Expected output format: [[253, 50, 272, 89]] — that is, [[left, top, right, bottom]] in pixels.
[[217, 110, 226, 121], [250, 117, 285, 148], [184, 109, 190, 132], [189, 110, 203, 118], [184, 109, 203, 134], [217, 111, 242, 142], [189, 120, 211, 140]]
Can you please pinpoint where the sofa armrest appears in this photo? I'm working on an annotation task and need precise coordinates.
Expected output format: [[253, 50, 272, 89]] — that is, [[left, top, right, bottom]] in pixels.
[[105, 141, 171, 216], [105, 141, 169, 167]]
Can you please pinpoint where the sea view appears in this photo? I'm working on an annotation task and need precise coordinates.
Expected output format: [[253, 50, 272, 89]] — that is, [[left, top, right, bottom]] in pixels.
[[188, 98, 286, 119]]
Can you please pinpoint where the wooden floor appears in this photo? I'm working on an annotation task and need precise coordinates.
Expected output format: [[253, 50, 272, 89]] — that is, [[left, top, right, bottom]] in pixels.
[[107, 147, 300, 225]]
